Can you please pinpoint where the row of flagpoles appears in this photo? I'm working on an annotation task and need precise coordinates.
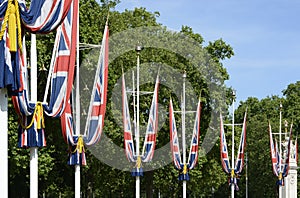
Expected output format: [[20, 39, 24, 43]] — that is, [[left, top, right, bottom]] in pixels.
[[2, 1, 297, 197]]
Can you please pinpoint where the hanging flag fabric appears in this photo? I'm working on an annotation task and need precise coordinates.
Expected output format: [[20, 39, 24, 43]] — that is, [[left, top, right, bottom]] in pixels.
[[60, 24, 109, 166], [269, 122, 293, 186], [234, 111, 247, 175], [220, 113, 230, 174], [282, 124, 292, 177], [0, 0, 73, 93], [0, 22, 22, 93], [187, 99, 201, 170], [169, 99, 182, 170], [122, 72, 136, 163], [83, 24, 109, 146], [18, 0, 73, 33], [269, 123, 279, 177], [141, 75, 159, 163], [11, 0, 77, 148]]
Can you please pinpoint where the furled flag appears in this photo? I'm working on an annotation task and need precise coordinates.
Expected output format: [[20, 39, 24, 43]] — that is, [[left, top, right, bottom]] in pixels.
[[170, 98, 201, 181], [169, 99, 182, 171], [12, 0, 78, 148], [269, 123, 279, 177], [141, 75, 159, 163], [61, 23, 109, 166], [0, 0, 73, 93], [220, 111, 247, 191], [220, 113, 230, 174], [187, 99, 201, 170], [234, 111, 247, 175], [122, 72, 136, 163]]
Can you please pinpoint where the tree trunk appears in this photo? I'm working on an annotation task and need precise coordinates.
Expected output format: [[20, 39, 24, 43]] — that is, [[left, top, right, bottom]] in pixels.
[[145, 171, 154, 198]]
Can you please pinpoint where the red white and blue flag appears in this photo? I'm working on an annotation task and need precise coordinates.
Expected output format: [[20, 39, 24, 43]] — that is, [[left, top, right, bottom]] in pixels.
[[220, 113, 230, 174], [122, 73, 160, 176], [19, 0, 73, 33], [12, 0, 77, 148], [169, 99, 182, 170], [141, 75, 159, 163], [60, 23, 109, 165], [269, 122, 293, 185], [282, 124, 292, 177], [122, 72, 136, 162], [0, 0, 73, 93], [170, 98, 201, 181], [83, 24, 109, 146], [234, 111, 247, 175], [187, 99, 201, 170], [269, 123, 279, 177]]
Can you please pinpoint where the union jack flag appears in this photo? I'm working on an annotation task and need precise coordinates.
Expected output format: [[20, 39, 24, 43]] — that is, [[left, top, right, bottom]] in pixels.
[[0, 0, 73, 93], [122, 72, 136, 162], [19, 0, 73, 33], [220, 113, 230, 174], [282, 123, 292, 177], [187, 99, 201, 170], [0, 26, 22, 92], [234, 111, 247, 175], [83, 24, 109, 146], [141, 75, 159, 163], [43, 0, 77, 118], [169, 99, 182, 170], [269, 123, 279, 177]]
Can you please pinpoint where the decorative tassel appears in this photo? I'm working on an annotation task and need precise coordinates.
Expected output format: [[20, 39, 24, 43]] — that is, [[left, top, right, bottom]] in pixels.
[[68, 136, 86, 166], [18, 102, 46, 148], [131, 156, 143, 177], [8, 3, 16, 52], [178, 164, 190, 181], [0, 0, 22, 52]]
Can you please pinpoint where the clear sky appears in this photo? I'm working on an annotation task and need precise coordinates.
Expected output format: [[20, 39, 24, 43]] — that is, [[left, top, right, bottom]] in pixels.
[[115, 0, 300, 104]]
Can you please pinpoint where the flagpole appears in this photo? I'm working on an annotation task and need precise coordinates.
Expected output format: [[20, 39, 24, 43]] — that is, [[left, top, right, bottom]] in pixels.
[[0, 88, 8, 197], [30, 33, 38, 198], [279, 103, 282, 198], [182, 72, 187, 198], [231, 90, 235, 198], [75, 0, 81, 195], [135, 45, 142, 198]]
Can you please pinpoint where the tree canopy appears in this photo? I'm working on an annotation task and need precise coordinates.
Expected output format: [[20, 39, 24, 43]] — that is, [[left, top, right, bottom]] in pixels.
[[7, 0, 299, 197]]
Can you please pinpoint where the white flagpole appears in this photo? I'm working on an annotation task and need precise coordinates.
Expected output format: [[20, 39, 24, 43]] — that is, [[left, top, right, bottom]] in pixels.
[[135, 45, 142, 198], [30, 33, 38, 198], [75, 0, 81, 196], [231, 90, 235, 198], [0, 88, 8, 197], [182, 72, 187, 198], [279, 103, 282, 198]]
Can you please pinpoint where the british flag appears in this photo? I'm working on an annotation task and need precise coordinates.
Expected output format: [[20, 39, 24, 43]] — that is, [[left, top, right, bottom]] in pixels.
[[282, 123, 292, 177], [43, 0, 77, 118], [19, 0, 73, 33], [122, 72, 136, 162], [83, 24, 109, 146], [187, 99, 201, 170], [269, 123, 279, 177], [220, 113, 230, 174], [169, 99, 182, 170], [234, 111, 247, 175], [0, 24, 22, 93], [0, 0, 73, 93], [141, 75, 159, 163], [11, 0, 77, 148]]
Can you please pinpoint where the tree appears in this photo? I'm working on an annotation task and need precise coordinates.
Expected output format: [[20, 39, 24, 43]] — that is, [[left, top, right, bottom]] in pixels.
[[8, 0, 235, 197]]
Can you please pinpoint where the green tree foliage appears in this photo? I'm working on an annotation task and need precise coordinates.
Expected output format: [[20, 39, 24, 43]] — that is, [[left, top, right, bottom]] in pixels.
[[7, 0, 237, 197], [232, 81, 300, 197]]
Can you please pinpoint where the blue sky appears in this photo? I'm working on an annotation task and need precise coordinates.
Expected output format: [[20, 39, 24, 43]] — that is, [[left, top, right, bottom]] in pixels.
[[115, 0, 300, 104]]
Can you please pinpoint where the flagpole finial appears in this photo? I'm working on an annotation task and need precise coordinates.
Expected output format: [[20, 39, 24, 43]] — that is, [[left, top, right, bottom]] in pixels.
[[232, 89, 236, 103], [135, 45, 143, 54]]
